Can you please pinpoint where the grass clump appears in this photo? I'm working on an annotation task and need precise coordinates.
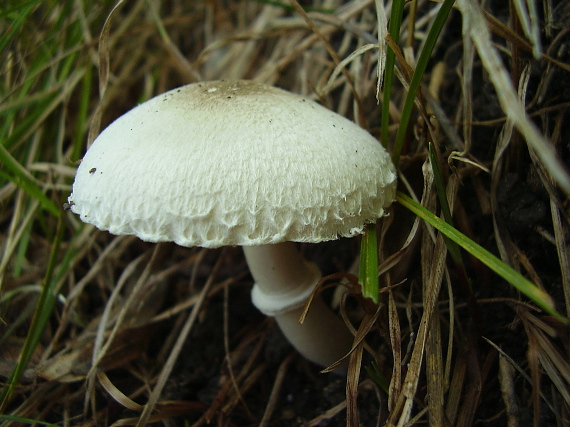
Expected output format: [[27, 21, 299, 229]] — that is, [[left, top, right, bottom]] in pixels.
[[1, 0, 569, 425]]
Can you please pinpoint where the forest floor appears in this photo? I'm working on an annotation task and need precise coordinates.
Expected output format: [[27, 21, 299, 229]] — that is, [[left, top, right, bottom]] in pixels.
[[1, 1, 569, 426]]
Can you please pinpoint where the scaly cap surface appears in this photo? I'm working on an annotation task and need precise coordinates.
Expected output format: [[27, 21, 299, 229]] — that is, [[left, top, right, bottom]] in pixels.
[[69, 80, 397, 248]]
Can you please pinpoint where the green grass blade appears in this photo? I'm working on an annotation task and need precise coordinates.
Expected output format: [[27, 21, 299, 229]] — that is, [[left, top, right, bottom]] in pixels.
[[0, 217, 65, 410], [365, 361, 390, 393], [0, 145, 61, 217], [0, 1, 37, 54], [71, 66, 93, 162], [359, 223, 379, 303], [396, 191, 567, 323], [0, 414, 60, 427], [380, 0, 406, 148], [391, 0, 456, 166], [249, 0, 334, 13]]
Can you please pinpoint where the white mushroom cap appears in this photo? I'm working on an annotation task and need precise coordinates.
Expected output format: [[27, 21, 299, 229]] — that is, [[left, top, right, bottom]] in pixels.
[[69, 80, 396, 248]]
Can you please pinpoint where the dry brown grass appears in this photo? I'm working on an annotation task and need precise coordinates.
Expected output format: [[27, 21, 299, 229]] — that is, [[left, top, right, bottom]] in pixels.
[[1, 0, 569, 425]]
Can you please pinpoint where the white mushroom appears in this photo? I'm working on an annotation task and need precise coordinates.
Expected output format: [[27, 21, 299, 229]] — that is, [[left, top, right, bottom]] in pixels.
[[68, 80, 397, 371]]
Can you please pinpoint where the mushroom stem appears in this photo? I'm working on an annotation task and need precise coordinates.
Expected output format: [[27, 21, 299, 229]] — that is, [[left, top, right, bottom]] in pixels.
[[243, 242, 353, 371]]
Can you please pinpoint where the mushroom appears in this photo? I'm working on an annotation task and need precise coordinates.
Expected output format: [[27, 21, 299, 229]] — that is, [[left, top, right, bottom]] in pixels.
[[68, 80, 397, 371]]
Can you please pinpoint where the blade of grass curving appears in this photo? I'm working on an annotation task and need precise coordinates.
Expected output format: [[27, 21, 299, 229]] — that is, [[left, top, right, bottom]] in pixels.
[[0, 414, 60, 427], [71, 67, 93, 162], [13, 229, 31, 279], [253, 0, 334, 13], [0, 146, 60, 217], [365, 361, 390, 393], [0, 1, 37, 55], [428, 142, 463, 267], [359, 223, 379, 303], [396, 191, 567, 323], [391, 0, 456, 166], [11, 203, 36, 280], [374, 0, 404, 304], [2, 68, 84, 154], [456, 0, 570, 195], [380, 0, 405, 149], [0, 216, 65, 411]]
